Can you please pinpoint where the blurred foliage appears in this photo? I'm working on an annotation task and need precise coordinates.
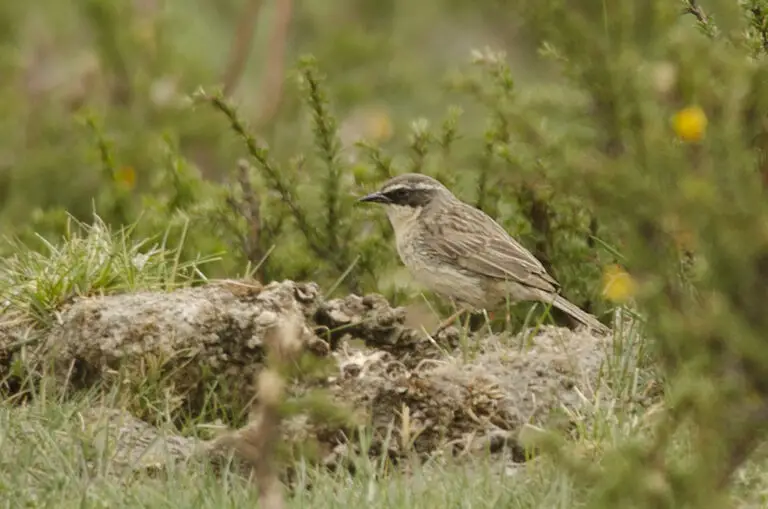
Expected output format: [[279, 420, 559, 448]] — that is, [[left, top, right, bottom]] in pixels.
[[508, 0, 768, 507], [4, 0, 768, 506], [0, 0, 610, 325]]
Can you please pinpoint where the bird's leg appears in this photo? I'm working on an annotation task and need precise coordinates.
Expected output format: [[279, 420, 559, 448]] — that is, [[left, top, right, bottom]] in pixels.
[[433, 302, 471, 335]]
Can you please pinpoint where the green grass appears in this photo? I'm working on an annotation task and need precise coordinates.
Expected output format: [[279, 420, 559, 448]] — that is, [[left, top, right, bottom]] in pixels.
[[0, 389, 582, 509], [2, 388, 768, 508], [0, 386, 586, 509], [0, 212, 635, 508], [7, 0, 768, 506], [0, 214, 219, 329], [0, 190, 765, 509]]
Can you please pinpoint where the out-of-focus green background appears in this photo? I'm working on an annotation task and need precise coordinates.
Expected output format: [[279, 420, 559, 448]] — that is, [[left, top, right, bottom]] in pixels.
[[0, 0, 533, 217], [10, 1, 768, 507], [1, 0, 609, 323]]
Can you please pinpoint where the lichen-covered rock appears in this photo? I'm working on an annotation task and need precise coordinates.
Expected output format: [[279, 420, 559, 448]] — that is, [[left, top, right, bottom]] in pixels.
[[322, 326, 611, 462], [0, 278, 615, 470], [314, 292, 459, 365], [78, 407, 202, 477], [53, 406, 251, 479], [40, 280, 327, 420]]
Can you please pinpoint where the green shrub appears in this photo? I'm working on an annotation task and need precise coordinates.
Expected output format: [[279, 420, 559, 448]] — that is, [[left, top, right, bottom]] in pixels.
[[8, 1, 768, 504]]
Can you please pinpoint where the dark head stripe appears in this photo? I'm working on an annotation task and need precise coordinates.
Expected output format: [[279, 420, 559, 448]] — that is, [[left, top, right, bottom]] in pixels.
[[381, 186, 434, 207]]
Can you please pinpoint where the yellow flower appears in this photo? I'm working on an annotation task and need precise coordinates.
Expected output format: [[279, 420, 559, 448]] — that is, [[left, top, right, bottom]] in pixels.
[[672, 105, 707, 142], [114, 166, 137, 190], [602, 264, 637, 304]]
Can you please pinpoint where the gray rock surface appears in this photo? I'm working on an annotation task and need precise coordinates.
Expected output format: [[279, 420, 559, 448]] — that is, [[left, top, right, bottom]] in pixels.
[[0, 279, 613, 474]]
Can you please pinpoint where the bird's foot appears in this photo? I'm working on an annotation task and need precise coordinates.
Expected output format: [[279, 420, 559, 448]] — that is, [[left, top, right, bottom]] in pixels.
[[432, 307, 471, 336]]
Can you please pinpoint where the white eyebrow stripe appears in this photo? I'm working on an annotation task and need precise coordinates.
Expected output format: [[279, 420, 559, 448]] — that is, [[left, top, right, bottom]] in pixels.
[[382, 182, 439, 193]]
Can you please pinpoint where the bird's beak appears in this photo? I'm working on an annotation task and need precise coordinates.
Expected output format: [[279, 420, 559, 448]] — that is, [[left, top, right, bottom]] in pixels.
[[357, 191, 391, 204]]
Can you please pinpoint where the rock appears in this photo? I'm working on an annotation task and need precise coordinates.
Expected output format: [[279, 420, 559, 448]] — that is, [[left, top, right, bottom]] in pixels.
[[78, 407, 201, 477], [322, 326, 611, 463], [314, 292, 458, 364], [3, 280, 326, 421], [0, 279, 614, 471]]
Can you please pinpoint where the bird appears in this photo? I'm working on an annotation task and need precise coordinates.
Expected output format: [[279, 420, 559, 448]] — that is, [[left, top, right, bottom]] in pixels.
[[357, 173, 610, 334]]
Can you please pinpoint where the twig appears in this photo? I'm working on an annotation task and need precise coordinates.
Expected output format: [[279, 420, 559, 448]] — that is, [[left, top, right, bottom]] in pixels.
[[682, 0, 707, 25], [681, 0, 717, 37], [748, 4, 768, 54], [195, 91, 318, 249], [224, 194, 251, 259], [209, 315, 304, 509], [300, 59, 343, 256], [196, 89, 355, 275], [221, 0, 264, 97], [255, 0, 293, 125], [235, 159, 263, 269]]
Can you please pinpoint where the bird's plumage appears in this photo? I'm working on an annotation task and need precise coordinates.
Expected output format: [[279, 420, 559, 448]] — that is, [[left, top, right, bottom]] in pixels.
[[358, 172, 609, 333], [421, 200, 560, 294]]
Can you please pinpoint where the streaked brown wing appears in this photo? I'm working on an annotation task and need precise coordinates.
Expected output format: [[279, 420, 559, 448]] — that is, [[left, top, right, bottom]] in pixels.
[[425, 202, 560, 293]]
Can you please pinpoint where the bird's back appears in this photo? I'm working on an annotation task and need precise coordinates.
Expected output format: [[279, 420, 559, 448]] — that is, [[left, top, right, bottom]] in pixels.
[[419, 196, 560, 295]]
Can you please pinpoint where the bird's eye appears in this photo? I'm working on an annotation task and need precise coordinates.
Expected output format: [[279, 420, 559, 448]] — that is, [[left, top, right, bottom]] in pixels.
[[386, 189, 408, 203]]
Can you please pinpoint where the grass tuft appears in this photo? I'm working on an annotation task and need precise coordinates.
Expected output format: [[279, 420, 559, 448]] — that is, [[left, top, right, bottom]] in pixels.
[[0, 213, 218, 329]]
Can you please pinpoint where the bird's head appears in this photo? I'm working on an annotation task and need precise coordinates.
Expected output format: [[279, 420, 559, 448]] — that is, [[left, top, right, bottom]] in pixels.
[[357, 173, 451, 228]]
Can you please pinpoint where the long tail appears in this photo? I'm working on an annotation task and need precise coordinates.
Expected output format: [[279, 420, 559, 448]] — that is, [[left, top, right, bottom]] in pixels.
[[550, 294, 610, 334]]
